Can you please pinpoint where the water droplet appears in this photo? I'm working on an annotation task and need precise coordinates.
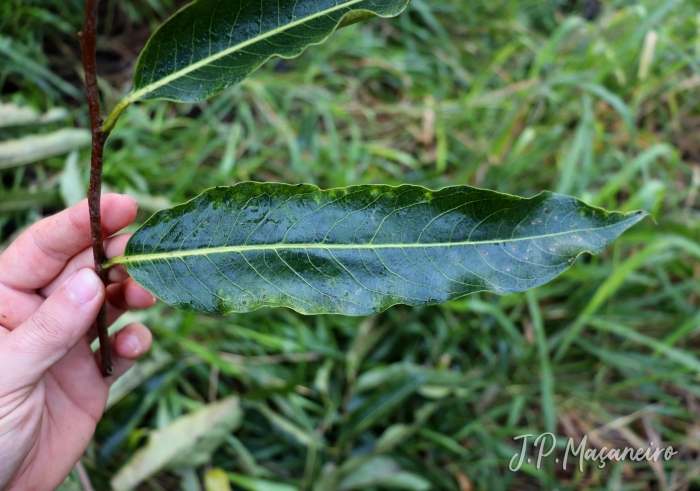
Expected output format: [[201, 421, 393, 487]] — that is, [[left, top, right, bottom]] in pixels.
[[483, 251, 489, 256], [531, 221, 536, 225], [544, 208, 549, 214], [570, 222, 576, 227], [511, 245, 517, 250], [549, 247, 556, 252], [506, 267, 511, 272], [525, 255, 530, 260], [537, 218, 543, 223]]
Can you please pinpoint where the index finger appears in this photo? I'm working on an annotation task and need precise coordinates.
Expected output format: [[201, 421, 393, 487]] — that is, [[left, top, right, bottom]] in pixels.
[[0, 194, 138, 291]]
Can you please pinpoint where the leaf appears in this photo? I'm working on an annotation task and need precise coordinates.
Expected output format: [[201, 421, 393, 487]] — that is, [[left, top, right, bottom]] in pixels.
[[107, 348, 172, 410], [59, 151, 86, 207], [0, 189, 61, 213], [588, 317, 700, 373], [252, 401, 319, 446], [125, 0, 408, 104], [111, 397, 243, 491], [343, 373, 427, 439], [0, 102, 68, 128], [226, 473, 297, 491], [204, 468, 232, 491], [109, 182, 646, 316], [0, 36, 84, 99], [0, 128, 91, 170], [337, 456, 431, 490], [355, 363, 468, 393]]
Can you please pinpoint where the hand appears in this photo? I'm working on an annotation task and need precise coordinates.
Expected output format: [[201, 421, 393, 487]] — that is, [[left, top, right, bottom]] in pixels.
[[0, 194, 156, 491]]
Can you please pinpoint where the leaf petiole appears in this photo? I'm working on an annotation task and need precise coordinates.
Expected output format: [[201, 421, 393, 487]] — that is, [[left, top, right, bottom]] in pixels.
[[102, 256, 125, 269], [101, 97, 132, 134]]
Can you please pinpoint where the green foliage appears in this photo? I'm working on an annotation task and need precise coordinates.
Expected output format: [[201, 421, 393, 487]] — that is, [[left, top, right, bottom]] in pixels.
[[3, 0, 700, 489], [109, 0, 640, 314], [112, 182, 644, 315], [111, 397, 242, 490], [104, 0, 410, 130], [132, 0, 408, 104]]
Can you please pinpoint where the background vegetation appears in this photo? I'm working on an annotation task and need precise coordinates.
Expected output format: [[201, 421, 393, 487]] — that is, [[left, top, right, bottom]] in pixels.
[[2, 0, 700, 489]]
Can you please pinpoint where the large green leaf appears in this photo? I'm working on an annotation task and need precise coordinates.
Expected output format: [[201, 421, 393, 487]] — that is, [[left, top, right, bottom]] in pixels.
[[107, 183, 646, 315], [126, 0, 408, 105]]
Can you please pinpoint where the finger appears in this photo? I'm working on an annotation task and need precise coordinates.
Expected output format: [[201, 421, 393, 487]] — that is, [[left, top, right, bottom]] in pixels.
[[114, 322, 152, 360], [39, 234, 133, 298], [104, 323, 153, 385], [1, 275, 154, 333], [0, 194, 137, 291], [1, 236, 138, 331], [82, 281, 156, 344], [0, 286, 42, 330], [2, 269, 105, 385], [106, 279, 157, 313]]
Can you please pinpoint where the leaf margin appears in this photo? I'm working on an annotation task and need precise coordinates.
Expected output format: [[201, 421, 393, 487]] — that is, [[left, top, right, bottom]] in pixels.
[[106, 182, 648, 316], [102, 0, 410, 132]]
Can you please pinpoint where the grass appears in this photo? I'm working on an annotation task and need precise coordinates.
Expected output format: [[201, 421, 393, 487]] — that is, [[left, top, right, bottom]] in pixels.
[[2, 0, 700, 489]]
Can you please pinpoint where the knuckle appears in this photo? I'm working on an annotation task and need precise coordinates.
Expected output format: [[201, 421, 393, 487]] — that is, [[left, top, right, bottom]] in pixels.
[[27, 309, 63, 342], [28, 225, 67, 262]]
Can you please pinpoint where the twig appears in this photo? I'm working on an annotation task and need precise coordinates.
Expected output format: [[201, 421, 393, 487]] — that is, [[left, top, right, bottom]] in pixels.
[[79, 0, 113, 376]]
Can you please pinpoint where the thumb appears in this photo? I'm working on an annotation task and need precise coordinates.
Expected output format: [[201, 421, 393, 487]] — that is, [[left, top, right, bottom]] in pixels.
[[7, 268, 104, 380]]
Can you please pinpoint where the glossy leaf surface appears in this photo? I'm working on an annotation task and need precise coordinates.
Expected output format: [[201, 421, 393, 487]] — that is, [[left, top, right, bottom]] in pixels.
[[110, 183, 646, 315], [129, 0, 409, 104]]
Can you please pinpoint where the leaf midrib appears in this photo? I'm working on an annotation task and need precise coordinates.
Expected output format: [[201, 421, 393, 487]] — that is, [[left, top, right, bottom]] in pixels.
[[112, 222, 633, 266], [127, 0, 366, 103]]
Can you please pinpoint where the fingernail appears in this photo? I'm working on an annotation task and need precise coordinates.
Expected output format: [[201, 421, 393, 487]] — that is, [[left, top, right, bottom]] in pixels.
[[65, 269, 101, 304], [121, 333, 141, 356]]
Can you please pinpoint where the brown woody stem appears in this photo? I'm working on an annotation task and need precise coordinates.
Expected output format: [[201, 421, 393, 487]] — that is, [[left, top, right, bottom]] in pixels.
[[80, 0, 114, 377]]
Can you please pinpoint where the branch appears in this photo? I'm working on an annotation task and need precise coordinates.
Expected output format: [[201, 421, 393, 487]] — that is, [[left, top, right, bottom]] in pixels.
[[80, 0, 113, 377]]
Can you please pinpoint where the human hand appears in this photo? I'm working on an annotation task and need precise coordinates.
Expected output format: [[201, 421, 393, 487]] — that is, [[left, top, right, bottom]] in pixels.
[[0, 194, 156, 491]]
